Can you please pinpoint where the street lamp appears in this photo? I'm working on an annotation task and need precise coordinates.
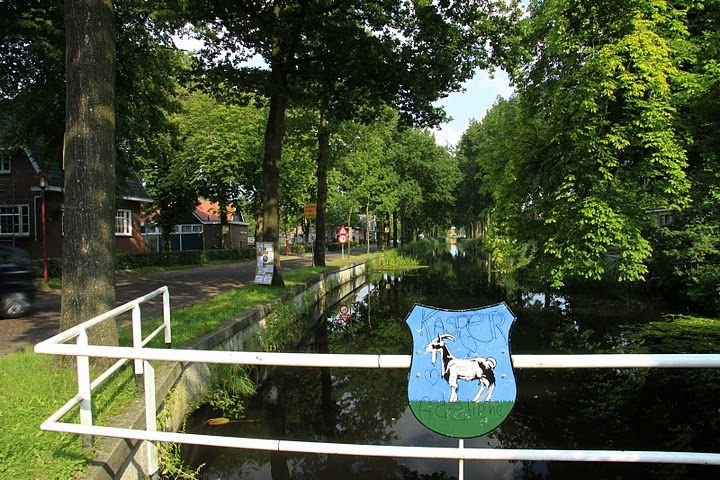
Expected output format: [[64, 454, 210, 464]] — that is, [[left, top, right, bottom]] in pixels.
[[38, 172, 48, 283]]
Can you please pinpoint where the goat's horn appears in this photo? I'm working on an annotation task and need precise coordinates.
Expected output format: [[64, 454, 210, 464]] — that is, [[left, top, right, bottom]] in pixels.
[[439, 333, 456, 341]]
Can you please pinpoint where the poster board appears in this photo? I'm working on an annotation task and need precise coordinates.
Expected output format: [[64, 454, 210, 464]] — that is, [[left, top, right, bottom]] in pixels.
[[254, 242, 274, 285]]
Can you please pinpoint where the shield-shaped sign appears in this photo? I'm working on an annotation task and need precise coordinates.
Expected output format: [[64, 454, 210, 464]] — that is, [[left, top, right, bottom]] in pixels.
[[405, 303, 517, 438]]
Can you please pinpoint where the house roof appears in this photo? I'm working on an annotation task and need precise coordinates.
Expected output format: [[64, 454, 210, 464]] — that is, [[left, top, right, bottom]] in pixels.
[[194, 200, 248, 225], [18, 148, 152, 202]]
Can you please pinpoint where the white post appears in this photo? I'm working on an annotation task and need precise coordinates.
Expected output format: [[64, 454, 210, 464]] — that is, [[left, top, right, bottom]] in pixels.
[[76, 330, 93, 447], [143, 359, 158, 477], [458, 439, 464, 480], [132, 304, 143, 375], [162, 288, 171, 344]]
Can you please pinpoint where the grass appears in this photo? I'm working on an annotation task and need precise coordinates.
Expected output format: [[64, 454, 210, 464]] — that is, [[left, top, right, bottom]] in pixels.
[[0, 350, 138, 479], [0, 250, 416, 478]]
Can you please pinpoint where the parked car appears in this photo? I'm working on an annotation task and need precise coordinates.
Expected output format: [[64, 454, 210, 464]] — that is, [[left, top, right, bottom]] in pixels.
[[0, 245, 36, 318]]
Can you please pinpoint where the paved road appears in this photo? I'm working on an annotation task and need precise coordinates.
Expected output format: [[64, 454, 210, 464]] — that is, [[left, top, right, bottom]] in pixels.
[[0, 252, 349, 355]]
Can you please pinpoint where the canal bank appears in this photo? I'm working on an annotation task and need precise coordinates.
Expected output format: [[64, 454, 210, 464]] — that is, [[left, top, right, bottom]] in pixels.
[[87, 261, 368, 480]]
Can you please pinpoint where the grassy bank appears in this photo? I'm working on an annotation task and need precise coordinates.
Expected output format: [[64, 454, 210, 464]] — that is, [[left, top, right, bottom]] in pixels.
[[0, 251, 407, 479]]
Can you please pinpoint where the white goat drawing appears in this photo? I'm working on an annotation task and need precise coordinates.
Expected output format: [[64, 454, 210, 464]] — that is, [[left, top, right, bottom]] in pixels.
[[425, 333, 497, 402]]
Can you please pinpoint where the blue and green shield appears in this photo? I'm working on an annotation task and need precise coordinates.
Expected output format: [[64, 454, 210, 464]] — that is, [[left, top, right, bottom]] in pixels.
[[405, 303, 517, 438]]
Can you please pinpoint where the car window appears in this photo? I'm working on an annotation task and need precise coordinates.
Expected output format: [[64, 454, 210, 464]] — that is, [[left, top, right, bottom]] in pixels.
[[0, 247, 29, 266]]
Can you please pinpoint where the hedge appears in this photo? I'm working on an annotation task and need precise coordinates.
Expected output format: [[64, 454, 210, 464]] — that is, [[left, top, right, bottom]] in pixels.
[[35, 247, 256, 278], [326, 241, 358, 252]]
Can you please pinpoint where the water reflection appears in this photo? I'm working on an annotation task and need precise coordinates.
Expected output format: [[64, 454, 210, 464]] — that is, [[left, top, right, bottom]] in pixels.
[[183, 253, 720, 480]]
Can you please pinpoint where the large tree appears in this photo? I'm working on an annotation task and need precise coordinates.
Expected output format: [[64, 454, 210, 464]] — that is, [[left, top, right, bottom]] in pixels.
[[175, 91, 266, 248], [61, 0, 118, 342], [463, 0, 693, 287], [185, 0, 519, 280]]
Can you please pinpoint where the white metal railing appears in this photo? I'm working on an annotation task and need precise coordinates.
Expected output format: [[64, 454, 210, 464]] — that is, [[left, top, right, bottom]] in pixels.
[[35, 286, 171, 473], [34, 289, 720, 479]]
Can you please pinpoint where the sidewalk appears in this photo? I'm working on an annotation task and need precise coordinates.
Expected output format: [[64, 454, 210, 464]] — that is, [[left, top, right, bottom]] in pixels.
[[0, 251, 360, 355]]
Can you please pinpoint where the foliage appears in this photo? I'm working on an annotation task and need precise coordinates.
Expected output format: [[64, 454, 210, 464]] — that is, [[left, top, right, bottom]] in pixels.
[[390, 127, 461, 238], [205, 365, 256, 419], [0, 0, 64, 163], [647, 0, 720, 312], [258, 302, 305, 353], [329, 115, 460, 244], [157, 442, 204, 480], [459, 0, 710, 290], [32, 257, 63, 278], [631, 314, 720, 353], [0, 0, 184, 170], [279, 108, 318, 240]]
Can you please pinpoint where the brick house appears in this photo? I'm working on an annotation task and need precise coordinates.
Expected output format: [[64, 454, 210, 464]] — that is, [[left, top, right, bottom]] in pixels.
[[0, 147, 152, 259]]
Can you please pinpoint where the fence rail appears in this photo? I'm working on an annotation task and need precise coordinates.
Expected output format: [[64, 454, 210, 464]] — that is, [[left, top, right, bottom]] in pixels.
[[34, 287, 720, 479]]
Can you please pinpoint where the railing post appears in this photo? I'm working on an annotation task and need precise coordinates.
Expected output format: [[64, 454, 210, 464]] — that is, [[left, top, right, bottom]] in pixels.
[[162, 287, 171, 345], [132, 304, 144, 376], [76, 330, 93, 448], [143, 359, 159, 477], [458, 439, 464, 480]]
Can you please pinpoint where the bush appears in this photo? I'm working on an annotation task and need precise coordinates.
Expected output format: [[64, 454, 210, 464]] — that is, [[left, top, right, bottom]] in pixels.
[[290, 243, 308, 254], [116, 247, 255, 270], [202, 246, 255, 262], [33, 257, 63, 278], [327, 241, 357, 252]]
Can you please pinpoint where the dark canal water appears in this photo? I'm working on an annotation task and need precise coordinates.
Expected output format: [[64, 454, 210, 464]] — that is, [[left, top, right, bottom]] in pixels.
[[182, 250, 720, 479]]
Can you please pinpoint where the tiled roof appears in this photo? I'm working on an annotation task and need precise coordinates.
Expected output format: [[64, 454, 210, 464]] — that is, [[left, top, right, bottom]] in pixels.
[[194, 200, 246, 224]]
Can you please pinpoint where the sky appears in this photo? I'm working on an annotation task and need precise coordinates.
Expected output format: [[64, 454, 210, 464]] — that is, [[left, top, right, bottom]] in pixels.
[[173, 36, 515, 148], [432, 69, 515, 148]]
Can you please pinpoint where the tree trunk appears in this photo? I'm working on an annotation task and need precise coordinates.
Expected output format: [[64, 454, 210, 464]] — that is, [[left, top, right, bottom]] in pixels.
[[314, 112, 329, 266], [377, 215, 385, 251], [219, 195, 229, 249], [393, 210, 398, 247], [262, 63, 287, 287], [61, 0, 118, 349], [254, 201, 263, 245], [365, 204, 371, 254]]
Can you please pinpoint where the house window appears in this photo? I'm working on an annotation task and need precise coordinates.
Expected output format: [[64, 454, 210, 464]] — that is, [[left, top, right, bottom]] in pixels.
[[0, 151, 10, 174], [174, 224, 203, 234], [0, 205, 30, 236], [656, 212, 673, 227], [115, 209, 132, 236], [142, 222, 161, 235]]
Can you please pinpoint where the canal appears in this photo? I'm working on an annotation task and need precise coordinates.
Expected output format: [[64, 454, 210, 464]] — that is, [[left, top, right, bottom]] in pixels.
[[181, 249, 720, 479]]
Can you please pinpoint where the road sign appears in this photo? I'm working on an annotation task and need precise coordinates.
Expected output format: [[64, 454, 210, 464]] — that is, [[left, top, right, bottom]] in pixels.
[[304, 204, 317, 218], [405, 303, 517, 438], [338, 225, 348, 236], [338, 234, 348, 244], [339, 304, 351, 322]]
